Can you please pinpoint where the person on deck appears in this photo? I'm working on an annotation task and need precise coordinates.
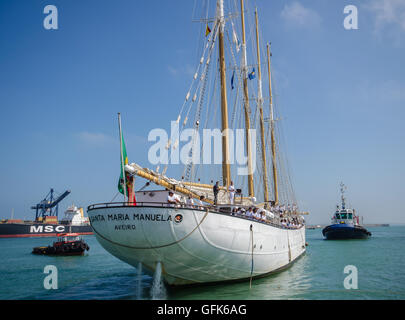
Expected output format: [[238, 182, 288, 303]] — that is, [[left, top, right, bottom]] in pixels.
[[245, 207, 254, 219], [237, 207, 245, 216], [260, 210, 267, 222], [252, 208, 261, 220], [228, 181, 235, 204], [186, 196, 194, 208], [196, 196, 205, 210], [213, 181, 220, 205], [167, 191, 181, 207]]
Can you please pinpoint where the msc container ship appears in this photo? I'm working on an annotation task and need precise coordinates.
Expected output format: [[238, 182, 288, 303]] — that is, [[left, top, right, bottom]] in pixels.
[[0, 189, 93, 238]]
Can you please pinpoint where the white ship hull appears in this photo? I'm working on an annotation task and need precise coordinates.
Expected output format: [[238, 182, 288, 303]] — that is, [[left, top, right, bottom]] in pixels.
[[88, 204, 306, 286]]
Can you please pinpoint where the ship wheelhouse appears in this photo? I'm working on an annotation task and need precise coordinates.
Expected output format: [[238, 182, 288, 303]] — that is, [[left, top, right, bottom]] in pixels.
[[332, 208, 355, 225]]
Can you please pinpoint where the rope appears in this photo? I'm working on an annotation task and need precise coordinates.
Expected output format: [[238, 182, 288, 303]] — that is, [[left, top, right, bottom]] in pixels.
[[110, 192, 120, 203], [89, 209, 209, 250], [249, 224, 254, 289]]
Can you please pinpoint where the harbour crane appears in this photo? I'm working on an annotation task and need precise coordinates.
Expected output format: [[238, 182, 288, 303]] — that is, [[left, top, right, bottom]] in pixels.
[[31, 189, 71, 220]]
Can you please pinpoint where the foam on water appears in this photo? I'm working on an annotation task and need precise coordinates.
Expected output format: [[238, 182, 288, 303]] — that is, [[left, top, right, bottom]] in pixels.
[[150, 261, 167, 300], [136, 262, 143, 299]]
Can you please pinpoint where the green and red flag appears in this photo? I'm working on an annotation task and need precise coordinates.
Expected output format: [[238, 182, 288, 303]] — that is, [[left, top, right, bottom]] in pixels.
[[118, 132, 128, 195]]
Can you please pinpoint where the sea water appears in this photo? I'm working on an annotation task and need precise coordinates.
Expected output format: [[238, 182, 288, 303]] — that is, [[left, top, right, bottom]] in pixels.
[[0, 226, 404, 300]]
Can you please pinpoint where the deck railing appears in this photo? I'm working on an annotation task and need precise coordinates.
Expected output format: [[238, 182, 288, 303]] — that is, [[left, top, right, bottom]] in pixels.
[[87, 202, 304, 230]]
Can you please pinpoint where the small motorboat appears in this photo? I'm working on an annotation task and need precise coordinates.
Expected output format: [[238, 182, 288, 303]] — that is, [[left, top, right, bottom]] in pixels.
[[32, 233, 90, 255]]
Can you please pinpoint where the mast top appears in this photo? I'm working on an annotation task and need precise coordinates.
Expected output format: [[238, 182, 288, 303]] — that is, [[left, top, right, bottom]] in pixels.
[[216, 0, 225, 31], [340, 182, 347, 209]]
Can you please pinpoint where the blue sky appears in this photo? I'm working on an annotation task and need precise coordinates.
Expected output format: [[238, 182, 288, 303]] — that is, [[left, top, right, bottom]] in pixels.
[[0, 0, 404, 224]]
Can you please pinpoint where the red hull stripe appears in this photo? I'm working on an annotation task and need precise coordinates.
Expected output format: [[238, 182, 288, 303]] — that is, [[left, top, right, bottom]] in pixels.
[[0, 232, 93, 238]]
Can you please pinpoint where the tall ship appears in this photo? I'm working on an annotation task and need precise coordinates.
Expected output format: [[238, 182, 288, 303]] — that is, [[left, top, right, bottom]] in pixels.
[[322, 183, 371, 240], [88, 0, 308, 286], [0, 189, 93, 238]]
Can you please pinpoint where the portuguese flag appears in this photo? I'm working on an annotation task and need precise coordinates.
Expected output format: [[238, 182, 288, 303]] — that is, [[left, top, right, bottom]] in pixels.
[[118, 132, 128, 195]]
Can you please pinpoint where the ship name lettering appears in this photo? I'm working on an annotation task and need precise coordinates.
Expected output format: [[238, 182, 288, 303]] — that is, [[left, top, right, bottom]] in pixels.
[[30, 225, 43, 233], [90, 215, 105, 222], [55, 226, 65, 232], [29, 225, 65, 233], [133, 213, 172, 222], [107, 214, 130, 221]]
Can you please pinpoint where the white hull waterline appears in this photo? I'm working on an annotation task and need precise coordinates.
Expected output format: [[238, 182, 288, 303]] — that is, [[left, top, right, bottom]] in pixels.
[[88, 203, 306, 286]]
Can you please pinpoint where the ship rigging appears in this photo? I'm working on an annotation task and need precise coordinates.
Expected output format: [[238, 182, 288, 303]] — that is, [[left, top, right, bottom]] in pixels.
[[88, 0, 308, 286]]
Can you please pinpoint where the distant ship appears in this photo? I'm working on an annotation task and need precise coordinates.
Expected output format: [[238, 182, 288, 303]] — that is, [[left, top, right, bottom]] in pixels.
[[0, 189, 93, 238], [322, 183, 371, 240]]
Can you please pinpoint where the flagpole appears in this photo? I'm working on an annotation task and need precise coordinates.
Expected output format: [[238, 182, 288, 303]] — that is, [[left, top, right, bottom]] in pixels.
[[118, 112, 127, 202]]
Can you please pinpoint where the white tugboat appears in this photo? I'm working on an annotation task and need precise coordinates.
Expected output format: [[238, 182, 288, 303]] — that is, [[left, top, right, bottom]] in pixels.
[[88, 0, 307, 286]]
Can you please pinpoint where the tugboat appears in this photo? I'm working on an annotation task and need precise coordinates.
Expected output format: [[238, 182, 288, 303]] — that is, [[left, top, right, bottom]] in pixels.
[[32, 233, 90, 255], [322, 183, 371, 240]]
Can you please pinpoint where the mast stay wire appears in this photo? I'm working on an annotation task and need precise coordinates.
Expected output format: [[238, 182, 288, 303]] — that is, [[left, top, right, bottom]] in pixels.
[[183, 24, 220, 182]]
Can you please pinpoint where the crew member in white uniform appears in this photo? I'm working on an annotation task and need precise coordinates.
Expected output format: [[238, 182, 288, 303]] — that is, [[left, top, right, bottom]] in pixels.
[[245, 207, 254, 219], [228, 181, 235, 204], [186, 196, 194, 207], [167, 191, 181, 207]]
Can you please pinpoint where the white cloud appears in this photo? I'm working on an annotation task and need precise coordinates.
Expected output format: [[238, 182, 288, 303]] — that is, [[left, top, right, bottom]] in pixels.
[[366, 0, 405, 32], [365, 0, 405, 44], [280, 1, 321, 28], [167, 64, 194, 77], [76, 132, 115, 147], [167, 65, 179, 76], [76, 131, 149, 149]]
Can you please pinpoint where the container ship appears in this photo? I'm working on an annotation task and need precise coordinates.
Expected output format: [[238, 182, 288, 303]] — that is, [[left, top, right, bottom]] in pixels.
[[0, 189, 93, 238]]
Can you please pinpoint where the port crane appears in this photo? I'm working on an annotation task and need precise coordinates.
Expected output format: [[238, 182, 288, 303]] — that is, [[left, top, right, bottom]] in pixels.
[[31, 189, 71, 220]]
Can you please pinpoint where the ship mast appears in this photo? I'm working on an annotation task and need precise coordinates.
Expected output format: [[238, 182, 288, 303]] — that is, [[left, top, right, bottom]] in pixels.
[[267, 43, 279, 205], [254, 8, 269, 207], [340, 182, 346, 209], [240, 0, 255, 198], [217, 0, 231, 188]]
